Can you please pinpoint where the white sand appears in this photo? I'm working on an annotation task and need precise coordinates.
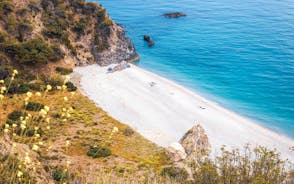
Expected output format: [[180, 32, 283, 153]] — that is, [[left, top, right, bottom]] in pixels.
[[73, 64, 294, 161]]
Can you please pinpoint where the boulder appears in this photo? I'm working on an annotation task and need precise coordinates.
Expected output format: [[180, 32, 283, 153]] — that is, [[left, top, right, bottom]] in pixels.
[[180, 124, 210, 157], [143, 35, 151, 42], [166, 142, 187, 162], [143, 35, 155, 47], [148, 40, 155, 47], [164, 12, 187, 18]]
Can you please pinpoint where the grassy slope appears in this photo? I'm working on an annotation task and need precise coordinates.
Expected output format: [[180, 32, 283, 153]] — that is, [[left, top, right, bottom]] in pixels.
[[0, 85, 172, 182]]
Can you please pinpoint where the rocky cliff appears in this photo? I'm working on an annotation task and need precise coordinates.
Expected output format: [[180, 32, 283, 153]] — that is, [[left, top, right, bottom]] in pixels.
[[0, 0, 139, 67]]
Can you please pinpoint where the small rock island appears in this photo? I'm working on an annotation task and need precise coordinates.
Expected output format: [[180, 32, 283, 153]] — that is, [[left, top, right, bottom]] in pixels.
[[163, 12, 186, 18]]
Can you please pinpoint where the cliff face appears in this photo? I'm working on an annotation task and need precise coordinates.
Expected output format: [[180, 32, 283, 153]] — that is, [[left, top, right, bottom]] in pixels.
[[0, 0, 138, 66]]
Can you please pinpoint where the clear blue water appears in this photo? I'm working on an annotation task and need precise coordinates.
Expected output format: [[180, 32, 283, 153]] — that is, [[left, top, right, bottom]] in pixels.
[[91, 0, 294, 138]]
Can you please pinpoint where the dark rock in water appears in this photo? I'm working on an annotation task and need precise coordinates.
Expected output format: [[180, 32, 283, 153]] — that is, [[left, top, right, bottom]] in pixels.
[[164, 12, 186, 18], [148, 40, 155, 47], [144, 35, 151, 42], [143, 35, 155, 47]]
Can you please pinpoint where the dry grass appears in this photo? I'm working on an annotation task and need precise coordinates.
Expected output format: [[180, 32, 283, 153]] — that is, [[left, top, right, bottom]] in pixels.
[[0, 74, 173, 183]]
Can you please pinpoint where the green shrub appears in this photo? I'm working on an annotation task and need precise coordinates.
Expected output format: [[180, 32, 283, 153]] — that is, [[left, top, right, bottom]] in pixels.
[[0, 68, 9, 80], [87, 146, 111, 158], [55, 67, 73, 75], [160, 167, 188, 182], [41, 74, 64, 88], [25, 102, 44, 111], [53, 168, 69, 182], [65, 82, 77, 92], [8, 80, 30, 94], [1, 38, 62, 65], [17, 21, 33, 41], [7, 110, 27, 121], [72, 18, 86, 35], [0, 32, 5, 43], [123, 127, 134, 136], [0, 1, 14, 16]]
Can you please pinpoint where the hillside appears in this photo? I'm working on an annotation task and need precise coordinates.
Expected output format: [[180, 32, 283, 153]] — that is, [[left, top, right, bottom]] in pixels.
[[0, 0, 293, 183], [0, 0, 139, 67]]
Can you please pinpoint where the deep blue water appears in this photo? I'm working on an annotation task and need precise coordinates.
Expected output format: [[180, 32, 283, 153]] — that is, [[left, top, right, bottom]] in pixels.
[[92, 0, 294, 138]]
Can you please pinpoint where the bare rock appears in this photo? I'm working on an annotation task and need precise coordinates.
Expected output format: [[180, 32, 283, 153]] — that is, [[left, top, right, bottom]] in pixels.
[[143, 35, 155, 47], [143, 35, 151, 42], [166, 142, 187, 162], [180, 124, 210, 157]]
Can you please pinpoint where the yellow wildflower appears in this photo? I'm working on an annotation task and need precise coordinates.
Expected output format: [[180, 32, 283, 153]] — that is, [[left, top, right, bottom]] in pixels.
[[17, 171, 23, 178], [32, 144, 39, 151], [0, 80, 4, 84], [35, 92, 41, 96], [26, 92, 32, 98], [44, 106, 50, 112], [13, 69, 18, 75], [46, 85, 52, 91], [39, 109, 47, 116], [20, 124, 26, 130], [1, 86, 6, 93], [66, 140, 70, 147], [112, 127, 119, 133], [63, 96, 68, 101]]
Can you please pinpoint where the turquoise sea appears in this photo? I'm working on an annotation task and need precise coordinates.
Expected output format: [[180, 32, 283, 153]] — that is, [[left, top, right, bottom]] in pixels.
[[92, 0, 294, 138]]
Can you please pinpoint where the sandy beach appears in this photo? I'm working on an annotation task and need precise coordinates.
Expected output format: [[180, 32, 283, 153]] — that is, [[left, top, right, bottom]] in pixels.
[[73, 64, 294, 161]]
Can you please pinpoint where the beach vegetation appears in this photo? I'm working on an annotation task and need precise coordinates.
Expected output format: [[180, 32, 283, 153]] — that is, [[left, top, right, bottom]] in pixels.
[[87, 145, 112, 158], [55, 66, 73, 75], [190, 145, 293, 184], [65, 82, 77, 92], [25, 102, 44, 111], [160, 166, 189, 182], [0, 38, 62, 65], [53, 168, 69, 182], [123, 127, 135, 136]]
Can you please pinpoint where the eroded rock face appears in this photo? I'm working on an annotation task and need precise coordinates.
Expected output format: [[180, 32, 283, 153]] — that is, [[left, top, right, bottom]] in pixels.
[[180, 124, 210, 157], [92, 23, 139, 66], [166, 142, 187, 162]]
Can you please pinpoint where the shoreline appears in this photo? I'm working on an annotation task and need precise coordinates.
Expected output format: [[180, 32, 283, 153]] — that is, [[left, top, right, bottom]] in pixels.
[[72, 64, 294, 161]]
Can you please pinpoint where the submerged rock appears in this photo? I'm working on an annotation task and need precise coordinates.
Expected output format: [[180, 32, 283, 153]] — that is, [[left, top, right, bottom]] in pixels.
[[180, 124, 210, 157], [164, 12, 186, 18], [143, 35, 155, 47], [143, 35, 151, 42]]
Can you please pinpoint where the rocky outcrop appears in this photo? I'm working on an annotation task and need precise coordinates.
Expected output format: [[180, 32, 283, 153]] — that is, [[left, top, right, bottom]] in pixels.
[[166, 142, 187, 162], [166, 124, 210, 162], [164, 12, 186, 18], [92, 22, 139, 66], [180, 124, 211, 158]]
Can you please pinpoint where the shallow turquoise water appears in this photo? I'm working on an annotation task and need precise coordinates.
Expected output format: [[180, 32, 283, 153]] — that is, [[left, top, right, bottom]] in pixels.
[[92, 0, 294, 138]]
